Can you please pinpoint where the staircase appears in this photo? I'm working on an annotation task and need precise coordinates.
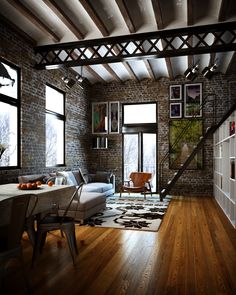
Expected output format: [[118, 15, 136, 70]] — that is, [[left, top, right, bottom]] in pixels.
[[159, 99, 236, 202]]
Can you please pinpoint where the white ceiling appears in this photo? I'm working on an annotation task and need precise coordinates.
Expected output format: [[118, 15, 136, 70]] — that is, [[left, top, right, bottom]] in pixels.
[[1, 0, 236, 84]]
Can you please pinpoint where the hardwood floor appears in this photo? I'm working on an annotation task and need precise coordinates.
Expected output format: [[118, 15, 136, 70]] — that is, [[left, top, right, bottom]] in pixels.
[[3, 196, 236, 295]]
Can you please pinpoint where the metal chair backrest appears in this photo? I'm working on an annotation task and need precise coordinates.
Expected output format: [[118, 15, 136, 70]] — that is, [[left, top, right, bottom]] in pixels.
[[60, 182, 84, 222], [0, 194, 35, 250]]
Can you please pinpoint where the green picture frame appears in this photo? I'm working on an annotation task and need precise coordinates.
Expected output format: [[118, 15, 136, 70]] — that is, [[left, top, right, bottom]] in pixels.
[[92, 102, 108, 134], [169, 119, 203, 169]]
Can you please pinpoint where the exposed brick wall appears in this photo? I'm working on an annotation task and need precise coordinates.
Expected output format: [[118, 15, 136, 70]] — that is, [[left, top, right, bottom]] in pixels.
[[89, 77, 236, 196], [0, 19, 236, 197], [0, 20, 91, 184]]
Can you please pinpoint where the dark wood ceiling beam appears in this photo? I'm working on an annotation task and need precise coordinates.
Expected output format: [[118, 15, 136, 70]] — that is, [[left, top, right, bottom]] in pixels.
[[0, 14, 36, 46], [151, 0, 173, 80], [6, 0, 60, 43], [42, 0, 84, 39], [79, 0, 109, 36], [116, 0, 153, 79], [79, 0, 124, 82], [187, 0, 194, 68], [34, 22, 236, 69], [42, 0, 110, 82], [115, 0, 135, 33], [219, 0, 230, 22], [85, 66, 106, 83]]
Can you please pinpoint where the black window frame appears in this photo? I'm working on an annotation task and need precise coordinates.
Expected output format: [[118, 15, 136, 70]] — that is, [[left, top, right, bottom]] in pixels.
[[0, 58, 21, 170], [45, 83, 66, 167]]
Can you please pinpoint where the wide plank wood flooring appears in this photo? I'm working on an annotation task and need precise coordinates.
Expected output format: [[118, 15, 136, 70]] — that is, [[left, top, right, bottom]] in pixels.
[[3, 196, 236, 295]]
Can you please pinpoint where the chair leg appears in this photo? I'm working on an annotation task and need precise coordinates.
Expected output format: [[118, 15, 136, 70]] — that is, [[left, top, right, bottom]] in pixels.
[[62, 225, 78, 266]]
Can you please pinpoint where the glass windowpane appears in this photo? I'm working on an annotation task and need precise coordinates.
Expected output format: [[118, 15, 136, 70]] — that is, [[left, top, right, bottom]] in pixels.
[[124, 103, 156, 124], [46, 85, 64, 115], [46, 113, 64, 167], [0, 102, 18, 167]]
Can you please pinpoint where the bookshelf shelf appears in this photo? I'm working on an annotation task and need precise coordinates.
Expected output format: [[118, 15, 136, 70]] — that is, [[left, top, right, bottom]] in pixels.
[[213, 110, 236, 228]]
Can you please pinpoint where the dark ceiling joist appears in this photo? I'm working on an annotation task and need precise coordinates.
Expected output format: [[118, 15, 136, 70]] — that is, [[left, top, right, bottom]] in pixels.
[[7, 0, 61, 43], [151, 0, 173, 80], [34, 21, 236, 70]]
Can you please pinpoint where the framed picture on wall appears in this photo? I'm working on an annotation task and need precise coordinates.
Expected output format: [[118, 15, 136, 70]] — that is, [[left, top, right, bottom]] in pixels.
[[169, 85, 182, 100], [92, 102, 108, 134], [170, 103, 182, 118], [109, 101, 119, 134], [169, 119, 203, 170], [184, 83, 202, 117]]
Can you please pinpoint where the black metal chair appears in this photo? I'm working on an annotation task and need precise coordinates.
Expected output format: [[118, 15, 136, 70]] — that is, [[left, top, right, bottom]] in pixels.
[[32, 183, 84, 266], [0, 194, 37, 294]]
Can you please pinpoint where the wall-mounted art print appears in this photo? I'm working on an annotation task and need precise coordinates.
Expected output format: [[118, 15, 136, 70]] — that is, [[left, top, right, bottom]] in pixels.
[[109, 101, 119, 134], [92, 102, 108, 134], [184, 83, 202, 117], [169, 85, 182, 100], [169, 119, 203, 170], [170, 103, 182, 118]]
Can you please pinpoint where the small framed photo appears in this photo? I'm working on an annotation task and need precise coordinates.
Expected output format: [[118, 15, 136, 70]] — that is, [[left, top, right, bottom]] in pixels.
[[184, 83, 202, 117], [92, 102, 108, 134], [109, 101, 119, 134], [170, 85, 182, 100], [170, 103, 182, 118]]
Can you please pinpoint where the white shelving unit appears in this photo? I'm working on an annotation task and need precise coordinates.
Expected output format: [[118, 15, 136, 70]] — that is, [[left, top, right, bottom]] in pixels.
[[213, 110, 236, 228]]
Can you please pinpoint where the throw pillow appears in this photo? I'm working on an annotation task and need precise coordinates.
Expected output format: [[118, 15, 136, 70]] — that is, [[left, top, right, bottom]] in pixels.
[[93, 172, 111, 183]]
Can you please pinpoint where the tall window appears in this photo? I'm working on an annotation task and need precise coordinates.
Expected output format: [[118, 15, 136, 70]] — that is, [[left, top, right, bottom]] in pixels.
[[122, 103, 157, 191], [0, 59, 20, 168], [45, 85, 65, 167]]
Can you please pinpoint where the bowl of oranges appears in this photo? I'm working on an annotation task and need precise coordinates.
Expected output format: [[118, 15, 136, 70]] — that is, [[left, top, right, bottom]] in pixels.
[[17, 181, 42, 190]]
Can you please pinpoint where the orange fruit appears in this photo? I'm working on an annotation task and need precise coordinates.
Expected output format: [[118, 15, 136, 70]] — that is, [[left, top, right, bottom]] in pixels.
[[36, 181, 42, 186], [17, 183, 22, 189], [27, 183, 33, 189], [31, 182, 37, 189], [47, 181, 54, 187], [21, 184, 27, 190]]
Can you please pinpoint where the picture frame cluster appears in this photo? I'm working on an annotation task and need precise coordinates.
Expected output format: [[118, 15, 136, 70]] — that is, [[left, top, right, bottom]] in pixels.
[[92, 101, 120, 134], [169, 83, 202, 119]]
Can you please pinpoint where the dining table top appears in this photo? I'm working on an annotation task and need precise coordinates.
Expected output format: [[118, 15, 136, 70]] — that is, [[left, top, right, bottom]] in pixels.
[[0, 183, 76, 214]]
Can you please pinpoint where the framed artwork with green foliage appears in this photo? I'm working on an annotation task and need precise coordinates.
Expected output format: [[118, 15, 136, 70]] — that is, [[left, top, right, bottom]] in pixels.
[[169, 119, 203, 169]]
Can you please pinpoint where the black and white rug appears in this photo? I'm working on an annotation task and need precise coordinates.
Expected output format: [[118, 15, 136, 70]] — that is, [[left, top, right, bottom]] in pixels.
[[84, 194, 171, 232]]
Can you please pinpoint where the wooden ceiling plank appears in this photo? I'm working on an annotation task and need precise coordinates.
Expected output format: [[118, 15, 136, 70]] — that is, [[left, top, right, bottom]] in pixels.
[[0, 14, 36, 46], [115, 0, 135, 33], [144, 60, 155, 80], [42, 0, 84, 39], [151, 0, 163, 29], [79, 0, 137, 81], [187, 0, 194, 68], [219, 0, 230, 22], [85, 66, 106, 83], [151, 0, 173, 79], [79, 0, 109, 36], [115, 0, 151, 79], [103, 64, 122, 82], [6, 0, 60, 43], [225, 51, 236, 75], [123, 62, 139, 80]]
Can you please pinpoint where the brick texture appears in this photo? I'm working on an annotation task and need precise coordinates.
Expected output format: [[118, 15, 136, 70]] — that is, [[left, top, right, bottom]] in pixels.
[[0, 19, 236, 197]]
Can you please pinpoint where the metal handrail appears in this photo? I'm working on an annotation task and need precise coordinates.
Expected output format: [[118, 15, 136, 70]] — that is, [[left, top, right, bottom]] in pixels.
[[159, 93, 216, 193]]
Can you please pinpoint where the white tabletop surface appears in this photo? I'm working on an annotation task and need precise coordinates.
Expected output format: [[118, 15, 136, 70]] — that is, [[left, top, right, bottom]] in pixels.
[[0, 183, 76, 214]]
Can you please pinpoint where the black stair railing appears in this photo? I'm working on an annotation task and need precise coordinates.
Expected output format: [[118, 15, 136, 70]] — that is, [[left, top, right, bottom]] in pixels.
[[158, 93, 216, 201], [159, 99, 236, 201]]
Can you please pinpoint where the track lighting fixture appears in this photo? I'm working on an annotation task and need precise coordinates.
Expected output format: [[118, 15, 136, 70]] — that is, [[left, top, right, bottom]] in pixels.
[[62, 76, 76, 89], [184, 61, 199, 81], [202, 62, 218, 79]]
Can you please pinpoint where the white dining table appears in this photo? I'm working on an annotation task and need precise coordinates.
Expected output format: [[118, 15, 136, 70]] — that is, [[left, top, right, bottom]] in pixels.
[[0, 183, 76, 214], [0, 183, 76, 244]]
